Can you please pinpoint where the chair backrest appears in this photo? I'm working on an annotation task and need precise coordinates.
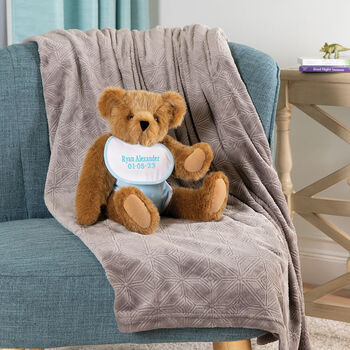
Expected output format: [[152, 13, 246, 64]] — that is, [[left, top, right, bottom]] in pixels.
[[0, 41, 279, 222], [0, 42, 51, 222], [228, 42, 280, 148]]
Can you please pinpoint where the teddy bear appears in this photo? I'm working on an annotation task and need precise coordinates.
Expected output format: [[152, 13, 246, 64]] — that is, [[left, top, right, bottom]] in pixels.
[[75, 87, 229, 234]]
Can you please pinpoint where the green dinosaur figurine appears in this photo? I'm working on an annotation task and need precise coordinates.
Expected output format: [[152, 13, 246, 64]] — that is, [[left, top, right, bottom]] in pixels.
[[320, 43, 350, 59]]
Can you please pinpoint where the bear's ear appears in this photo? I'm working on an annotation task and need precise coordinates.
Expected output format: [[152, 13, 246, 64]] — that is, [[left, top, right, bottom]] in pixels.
[[98, 87, 126, 119], [162, 91, 186, 128]]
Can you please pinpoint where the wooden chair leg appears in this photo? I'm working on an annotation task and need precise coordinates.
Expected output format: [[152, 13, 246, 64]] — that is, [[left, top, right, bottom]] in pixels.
[[0, 348, 43, 350], [213, 340, 252, 350]]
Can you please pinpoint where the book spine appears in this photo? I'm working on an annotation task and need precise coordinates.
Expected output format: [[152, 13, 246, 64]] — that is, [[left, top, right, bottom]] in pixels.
[[299, 65, 350, 73], [298, 58, 350, 66]]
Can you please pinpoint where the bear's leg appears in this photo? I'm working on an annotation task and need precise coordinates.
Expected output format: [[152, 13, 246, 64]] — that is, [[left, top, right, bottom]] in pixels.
[[107, 186, 160, 234], [165, 171, 229, 221]]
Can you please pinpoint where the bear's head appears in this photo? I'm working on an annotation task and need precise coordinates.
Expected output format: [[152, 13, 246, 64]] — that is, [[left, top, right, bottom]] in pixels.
[[98, 87, 186, 146]]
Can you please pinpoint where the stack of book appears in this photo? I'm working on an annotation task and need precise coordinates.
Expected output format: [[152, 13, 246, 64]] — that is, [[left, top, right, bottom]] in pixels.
[[298, 56, 350, 73]]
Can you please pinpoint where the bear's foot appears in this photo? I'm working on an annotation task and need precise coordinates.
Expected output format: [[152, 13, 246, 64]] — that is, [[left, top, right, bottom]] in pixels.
[[165, 171, 229, 221], [107, 186, 159, 234], [207, 173, 228, 215], [200, 171, 229, 220]]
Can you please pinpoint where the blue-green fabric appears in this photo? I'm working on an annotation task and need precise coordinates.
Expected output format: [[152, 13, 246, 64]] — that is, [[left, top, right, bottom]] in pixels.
[[63, 0, 99, 31], [228, 43, 280, 154], [99, 0, 117, 28], [0, 43, 51, 222], [0, 218, 266, 347], [0, 41, 279, 223], [10, 0, 149, 44]]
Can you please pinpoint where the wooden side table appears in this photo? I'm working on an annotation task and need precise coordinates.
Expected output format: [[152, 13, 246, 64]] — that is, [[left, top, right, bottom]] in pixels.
[[276, 70, 350, 322]]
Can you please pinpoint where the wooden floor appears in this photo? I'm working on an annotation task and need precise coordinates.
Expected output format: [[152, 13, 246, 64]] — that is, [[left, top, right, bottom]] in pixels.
[[303, 283, 350, 307]]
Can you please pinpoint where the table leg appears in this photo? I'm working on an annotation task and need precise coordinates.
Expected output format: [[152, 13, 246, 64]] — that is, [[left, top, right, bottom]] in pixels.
[[276, 80, 294, 217]]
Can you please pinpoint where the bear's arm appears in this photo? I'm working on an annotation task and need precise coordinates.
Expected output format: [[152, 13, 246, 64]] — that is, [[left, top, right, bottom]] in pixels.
[[75, 133, 115, 225], [162, 135, 213, 181]]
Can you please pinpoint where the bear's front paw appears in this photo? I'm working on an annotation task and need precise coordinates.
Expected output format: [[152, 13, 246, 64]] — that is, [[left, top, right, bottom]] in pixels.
[[183, 143, 213, 180]]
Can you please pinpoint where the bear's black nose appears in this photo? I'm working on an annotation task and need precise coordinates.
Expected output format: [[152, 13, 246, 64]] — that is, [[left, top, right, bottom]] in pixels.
[[140, 121, 149, 131]]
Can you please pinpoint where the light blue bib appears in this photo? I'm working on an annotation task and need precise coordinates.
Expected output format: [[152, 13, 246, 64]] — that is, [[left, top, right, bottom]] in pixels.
[[104, 136, 174, 213]]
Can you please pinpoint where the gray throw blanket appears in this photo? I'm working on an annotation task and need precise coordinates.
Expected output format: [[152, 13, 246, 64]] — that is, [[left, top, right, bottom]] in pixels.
[[26, 25, 310, 349]]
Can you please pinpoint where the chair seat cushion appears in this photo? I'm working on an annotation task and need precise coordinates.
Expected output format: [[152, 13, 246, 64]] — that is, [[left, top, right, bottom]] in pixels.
[[0, 218, 266, 347]]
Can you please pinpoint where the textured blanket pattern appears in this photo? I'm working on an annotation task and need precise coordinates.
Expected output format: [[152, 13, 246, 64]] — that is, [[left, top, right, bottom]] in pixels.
[[26, 26, 310, 349]]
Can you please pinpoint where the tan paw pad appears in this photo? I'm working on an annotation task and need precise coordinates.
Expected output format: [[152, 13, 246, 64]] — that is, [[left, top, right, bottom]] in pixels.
[[209, 179, 227, 213], [123, 194, 151, 228], [184, 148, 206, 172]]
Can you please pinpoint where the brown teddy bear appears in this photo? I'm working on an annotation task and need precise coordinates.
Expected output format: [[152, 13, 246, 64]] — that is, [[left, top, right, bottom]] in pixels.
[[75, 87, 229, 234]]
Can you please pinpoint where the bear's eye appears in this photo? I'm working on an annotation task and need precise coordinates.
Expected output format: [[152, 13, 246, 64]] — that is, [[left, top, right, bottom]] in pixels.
[[154, 115, 159, 122], [128, 115, 134, 120]]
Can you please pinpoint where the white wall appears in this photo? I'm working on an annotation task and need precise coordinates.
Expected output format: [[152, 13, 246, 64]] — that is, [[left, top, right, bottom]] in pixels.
[[157, 0, 350, 286], [157, 0, 350, 68]]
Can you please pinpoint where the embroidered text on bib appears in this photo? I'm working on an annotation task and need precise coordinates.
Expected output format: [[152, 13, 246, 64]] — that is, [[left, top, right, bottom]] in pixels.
[[104, 136, 174, 213]]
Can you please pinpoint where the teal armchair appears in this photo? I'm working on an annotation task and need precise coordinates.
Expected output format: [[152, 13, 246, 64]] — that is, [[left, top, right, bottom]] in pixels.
[[0, 41, 279, 349]]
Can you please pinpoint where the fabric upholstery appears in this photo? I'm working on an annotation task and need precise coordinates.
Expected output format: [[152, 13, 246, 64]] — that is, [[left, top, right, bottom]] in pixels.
[[0, 218, 266, 348], [0, 41, 279, 223], [0, 43, 51, 222], [0, 39, 279, 347], [228, 42, 280, 151]]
